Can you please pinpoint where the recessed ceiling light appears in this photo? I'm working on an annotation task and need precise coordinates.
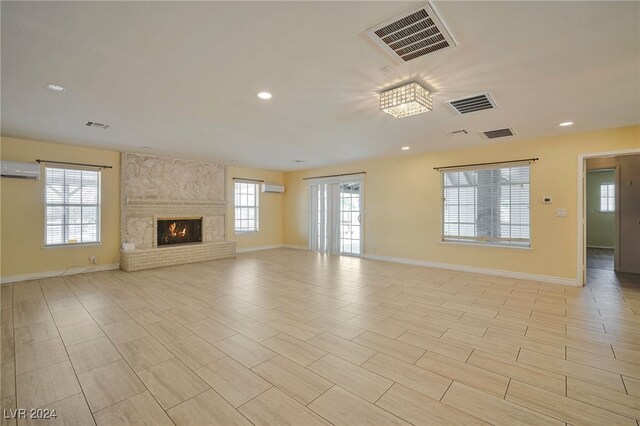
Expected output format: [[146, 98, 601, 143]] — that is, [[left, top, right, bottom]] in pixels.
[[257, 92, 272, 100], [559, 121, 574, 127], [401, 146, 411, 151], [141, 146, 153, 150], [45, 83, 65, 92]]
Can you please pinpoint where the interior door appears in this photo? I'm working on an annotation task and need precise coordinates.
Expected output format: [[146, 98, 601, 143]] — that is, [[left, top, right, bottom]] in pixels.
[[309, 176, 363, 257], [618, 154, 640, 273]]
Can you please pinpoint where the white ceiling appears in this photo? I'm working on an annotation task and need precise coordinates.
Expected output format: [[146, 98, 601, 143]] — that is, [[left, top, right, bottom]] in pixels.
[[2, 1, 639, 170]]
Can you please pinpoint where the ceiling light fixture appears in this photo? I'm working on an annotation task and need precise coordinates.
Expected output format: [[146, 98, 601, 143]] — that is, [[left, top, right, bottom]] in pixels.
[[558, 121, 574, 127], [45, 83, 65, 92], [257, 92, 272, 100], [401, 146, 410, 151], [380, 82, 432, 118]]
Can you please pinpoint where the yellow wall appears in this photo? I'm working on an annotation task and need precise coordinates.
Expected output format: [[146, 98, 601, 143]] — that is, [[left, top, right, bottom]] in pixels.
[[226, 166, 284, 250], [1, 137, 121, 278], [283, 125, 640, 281], [586, 170, 615, 248], [3, 126, 638, 281]]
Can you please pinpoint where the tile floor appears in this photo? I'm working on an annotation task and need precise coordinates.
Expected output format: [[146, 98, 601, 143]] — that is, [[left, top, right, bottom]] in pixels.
[[1, 248, 639, 425], [587, 248, 615, 271]]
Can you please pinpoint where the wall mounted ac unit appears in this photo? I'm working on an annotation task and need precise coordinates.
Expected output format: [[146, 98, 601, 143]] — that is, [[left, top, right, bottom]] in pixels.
[[262, 183, 285, 193], [1, 161, 40, 180]]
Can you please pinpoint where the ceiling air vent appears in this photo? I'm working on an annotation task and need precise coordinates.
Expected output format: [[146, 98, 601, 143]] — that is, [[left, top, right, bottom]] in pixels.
[[85, 121, 110, 130], [447, 129, 468, 137], [482, 128, 515, 139], [446, 93, 496, 115], [366, 2, 456, 63]]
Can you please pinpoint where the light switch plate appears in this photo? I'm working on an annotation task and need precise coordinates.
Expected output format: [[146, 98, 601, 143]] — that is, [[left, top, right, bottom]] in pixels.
[[556, 208, 567, 217]]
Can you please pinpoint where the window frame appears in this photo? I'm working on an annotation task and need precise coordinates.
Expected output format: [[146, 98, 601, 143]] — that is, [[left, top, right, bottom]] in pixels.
[[440, 163, 531, 248], [234, 181, 260, 234], [599, 182, 615, 213], [44, 166, 102, 247]]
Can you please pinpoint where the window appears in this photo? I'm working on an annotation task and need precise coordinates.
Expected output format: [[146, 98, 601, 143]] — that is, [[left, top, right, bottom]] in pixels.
[[600, 183, 615, 212], [234, 182, 259, 232], [45, 167, 101, 246], [442, 164, 530, 247]]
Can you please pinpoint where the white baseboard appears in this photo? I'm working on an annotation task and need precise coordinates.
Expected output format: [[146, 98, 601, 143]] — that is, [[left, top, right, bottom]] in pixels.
[[586, 245, 614, 250], [236, 244, 309, 253], [1, 263, 120, 285], [282, 244, 308, 251], [236, 244, 284, 253], [363, 254, 580, 287]]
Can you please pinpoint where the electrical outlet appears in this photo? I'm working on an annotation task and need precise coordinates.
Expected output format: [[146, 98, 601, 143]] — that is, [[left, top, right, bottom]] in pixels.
[[556, 208, 567, 217], [89, 256, 97, 264]]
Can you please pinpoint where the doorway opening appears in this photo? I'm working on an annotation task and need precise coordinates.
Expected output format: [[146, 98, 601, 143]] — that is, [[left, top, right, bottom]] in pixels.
[[308, 175, 363, 257], [585, 169, 615, 271], [579, 151, 640, 287]]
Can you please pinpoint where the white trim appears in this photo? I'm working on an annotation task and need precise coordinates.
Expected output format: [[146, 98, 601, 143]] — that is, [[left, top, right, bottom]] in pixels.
[[1, 263, 120, 285], [283, 244, 308, 251], [236, 244, 283, 253], [235, 244, 309, 253], [364, 253, 579, 286], [43, 242, 103, 249], [439, 241, 532, 250], [577, 147, 640, 286]]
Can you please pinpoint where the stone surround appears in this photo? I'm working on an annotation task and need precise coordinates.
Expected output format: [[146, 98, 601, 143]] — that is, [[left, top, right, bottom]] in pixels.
[[120, 152, 235, 272]]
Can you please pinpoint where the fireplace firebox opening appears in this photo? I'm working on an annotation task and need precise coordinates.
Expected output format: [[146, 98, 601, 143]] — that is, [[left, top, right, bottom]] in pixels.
[[157, 217, 202, 247]]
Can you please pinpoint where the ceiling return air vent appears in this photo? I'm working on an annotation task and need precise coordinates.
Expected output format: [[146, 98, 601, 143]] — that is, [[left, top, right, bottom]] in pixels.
[[482, 128, 515, 139], [366, 2, 456, 63], [446, 93, 496, 115]]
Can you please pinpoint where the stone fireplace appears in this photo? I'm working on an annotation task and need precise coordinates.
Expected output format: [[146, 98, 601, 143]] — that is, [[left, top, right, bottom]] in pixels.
[[119, 152, 235, 272]]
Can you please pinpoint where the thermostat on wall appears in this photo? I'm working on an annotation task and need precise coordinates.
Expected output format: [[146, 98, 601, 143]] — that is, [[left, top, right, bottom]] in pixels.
[[542, 196, 553, 204]]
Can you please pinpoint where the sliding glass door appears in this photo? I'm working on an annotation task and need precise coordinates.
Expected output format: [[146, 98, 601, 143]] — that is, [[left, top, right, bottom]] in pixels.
[[339, 182, 361, 255], [309, 176, 363, 256]]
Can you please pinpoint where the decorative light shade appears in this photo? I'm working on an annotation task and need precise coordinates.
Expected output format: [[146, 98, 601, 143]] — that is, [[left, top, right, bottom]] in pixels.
[[380, 82, 433, 118]]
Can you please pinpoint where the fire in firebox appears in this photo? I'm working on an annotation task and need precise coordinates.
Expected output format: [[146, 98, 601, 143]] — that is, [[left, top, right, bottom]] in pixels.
[[157, 218, 202, 246]]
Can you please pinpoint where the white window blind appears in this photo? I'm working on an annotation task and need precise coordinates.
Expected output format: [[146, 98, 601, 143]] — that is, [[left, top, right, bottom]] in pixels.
[[234, 182, 259, 232], [442, 164, 530, 247], [45, 167, 101, 246], [600, 183, 615, 212]]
